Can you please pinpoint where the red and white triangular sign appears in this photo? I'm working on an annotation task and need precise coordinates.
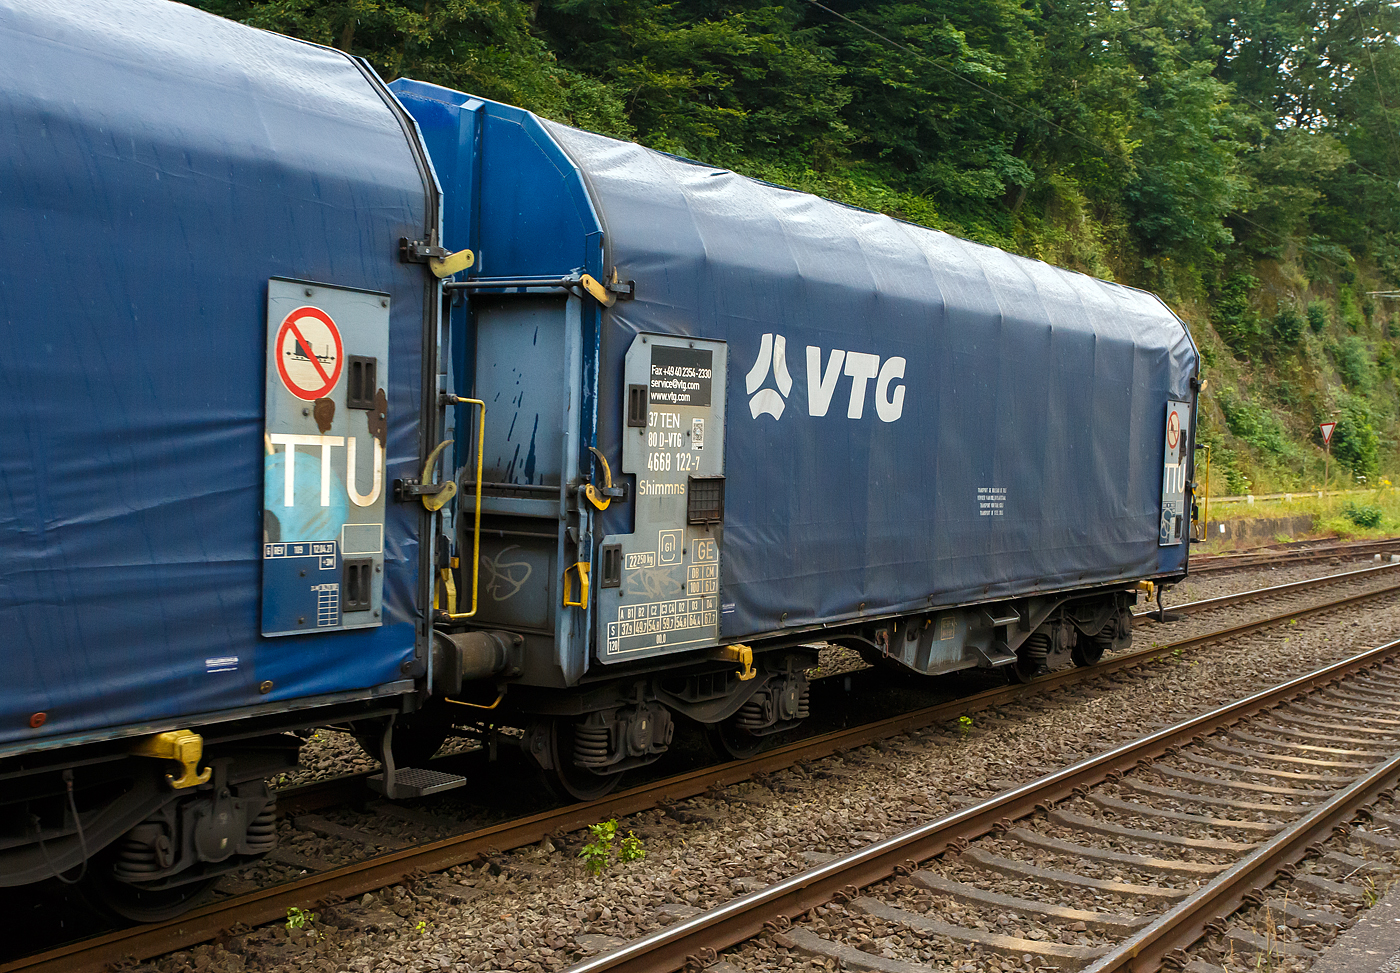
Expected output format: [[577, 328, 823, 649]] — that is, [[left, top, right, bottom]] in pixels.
[[1320, 421, 1337, 444]]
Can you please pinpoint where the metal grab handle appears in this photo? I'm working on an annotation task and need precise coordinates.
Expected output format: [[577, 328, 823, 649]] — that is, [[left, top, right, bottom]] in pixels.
[[436, 396, 486, 622], [563, 561, 590, 608]]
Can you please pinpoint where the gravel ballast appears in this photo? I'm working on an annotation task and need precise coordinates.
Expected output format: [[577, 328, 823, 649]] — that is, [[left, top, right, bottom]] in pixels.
[[130, 564, 1400, 973]]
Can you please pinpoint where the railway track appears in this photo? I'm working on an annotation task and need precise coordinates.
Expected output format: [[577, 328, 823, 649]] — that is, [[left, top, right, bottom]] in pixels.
[[1137, 559, 1400, 621], [1191, 535, 1400, 574], [562, 640, 1400, 973], [8, 572, 1400, 973]]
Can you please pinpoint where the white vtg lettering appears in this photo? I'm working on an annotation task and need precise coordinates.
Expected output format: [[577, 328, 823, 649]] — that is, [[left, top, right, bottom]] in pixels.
[[745, 331, 906, 422], [805, 347, 905, 421]]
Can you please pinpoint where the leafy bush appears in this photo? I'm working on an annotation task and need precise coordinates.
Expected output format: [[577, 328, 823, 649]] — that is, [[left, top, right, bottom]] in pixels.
[[1339, 288, 1365, 331], [1217, 388, 1296, 460], [1379, 344, 1396, 380], [1331, 400, 1381, 479], [1343, 502, 1383, 528], [1272, 304, 1305, 344], [1212, 273, 1261, 353], [1333, 336, 1373, 391], [578, 819, 646, 875], [1307, 301, 1330, 333], [286, 907, 316, 930], [1205, 445, 1250, 495]]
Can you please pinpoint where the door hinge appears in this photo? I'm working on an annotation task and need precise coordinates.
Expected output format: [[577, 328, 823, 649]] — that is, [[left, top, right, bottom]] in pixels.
[[400, 237, 450, 263]]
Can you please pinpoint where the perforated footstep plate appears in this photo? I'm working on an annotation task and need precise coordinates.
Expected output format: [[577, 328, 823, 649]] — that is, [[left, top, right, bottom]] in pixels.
[[367, 767, 468, 798]]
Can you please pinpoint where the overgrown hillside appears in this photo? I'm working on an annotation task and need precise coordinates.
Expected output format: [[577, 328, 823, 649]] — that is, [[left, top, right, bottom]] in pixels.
[[192, 0, 1400, 494]]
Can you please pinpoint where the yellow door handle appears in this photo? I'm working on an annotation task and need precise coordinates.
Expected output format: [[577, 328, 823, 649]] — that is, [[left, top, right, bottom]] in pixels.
[[563, 561, 590, 608]]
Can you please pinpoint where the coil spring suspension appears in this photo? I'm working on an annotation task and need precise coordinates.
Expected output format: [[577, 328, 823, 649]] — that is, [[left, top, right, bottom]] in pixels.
[[734, 693, 769, 732], [573, 723, 612, 767], [245, 802, 277, 854], [114, 842, 160, 876], [112, 823, 169, 880], [1022, 633, 1051, 670], [734, 681, 809, 732]]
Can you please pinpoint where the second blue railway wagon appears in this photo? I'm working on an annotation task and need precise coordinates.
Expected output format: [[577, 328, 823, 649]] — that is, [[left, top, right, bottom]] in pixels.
[[391, 83, 1199, 792]]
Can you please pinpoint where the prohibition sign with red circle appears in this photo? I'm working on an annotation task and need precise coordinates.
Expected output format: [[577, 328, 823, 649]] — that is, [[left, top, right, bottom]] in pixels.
[[275, 306, 344, 401], [1167, 408, 1181, 450]]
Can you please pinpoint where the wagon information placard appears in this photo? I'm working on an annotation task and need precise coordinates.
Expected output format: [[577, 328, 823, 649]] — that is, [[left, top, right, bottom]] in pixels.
[[648, 345, 713, 407], [597, 336, 728, 662], [1159, 399, 1192, 546]]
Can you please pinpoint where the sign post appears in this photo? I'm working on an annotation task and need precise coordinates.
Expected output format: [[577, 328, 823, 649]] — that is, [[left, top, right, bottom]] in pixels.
[[1195, 443, 1211, 539], [1320, 420, 1337, 489]]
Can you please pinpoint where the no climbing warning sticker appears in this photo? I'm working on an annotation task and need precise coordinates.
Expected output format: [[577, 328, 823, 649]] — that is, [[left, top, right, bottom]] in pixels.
[[1166, 407, 1181, 450], [275, 306, 343, 401]]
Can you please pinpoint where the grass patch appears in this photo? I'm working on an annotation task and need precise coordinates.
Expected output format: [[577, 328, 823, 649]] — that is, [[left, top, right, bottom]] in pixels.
[[1197, 481, 1400, 545]]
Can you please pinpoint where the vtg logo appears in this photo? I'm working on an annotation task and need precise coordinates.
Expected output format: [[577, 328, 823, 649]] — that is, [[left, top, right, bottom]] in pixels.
[[745, 333, 906, 422]]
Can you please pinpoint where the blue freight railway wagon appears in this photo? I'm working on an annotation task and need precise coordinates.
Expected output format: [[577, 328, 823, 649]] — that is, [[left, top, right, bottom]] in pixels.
[[0, 0, 1198, 912], [388, 82, 1200, 794]]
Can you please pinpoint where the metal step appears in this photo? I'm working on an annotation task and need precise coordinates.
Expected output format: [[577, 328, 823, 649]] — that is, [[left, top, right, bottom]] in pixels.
[[367, 767, 468, 799], [973, 644, 1017, 667]]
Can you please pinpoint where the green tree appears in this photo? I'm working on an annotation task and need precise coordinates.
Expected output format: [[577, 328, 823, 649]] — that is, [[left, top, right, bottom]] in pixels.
[[189, 0, 633, 134]]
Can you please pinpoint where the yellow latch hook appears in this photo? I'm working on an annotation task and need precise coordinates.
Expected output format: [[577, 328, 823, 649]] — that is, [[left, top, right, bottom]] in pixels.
[[585, 446, 613, 511], [429, 248, 474, 278], [420, 439, 457, 512], [130, 730, 212, 790]]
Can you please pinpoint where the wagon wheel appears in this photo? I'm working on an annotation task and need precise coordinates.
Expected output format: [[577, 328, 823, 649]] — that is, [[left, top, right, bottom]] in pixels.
[[539, 717, 622, 803], [80, 864, 219, 924], [1071, 633, 1110, 667], [1007, 634, 1049, 684], [704, 715, 768, 761]]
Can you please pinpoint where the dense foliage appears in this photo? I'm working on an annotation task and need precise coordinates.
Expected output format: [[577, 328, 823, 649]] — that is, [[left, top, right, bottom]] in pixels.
[[192, 0, 1400, 489]]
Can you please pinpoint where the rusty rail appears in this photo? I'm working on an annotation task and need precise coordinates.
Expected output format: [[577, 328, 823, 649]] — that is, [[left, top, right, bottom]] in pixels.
[[1192, 536, 1400, 573], [1136, 560, 1400, 620], [1084, 747, 1400, 973]]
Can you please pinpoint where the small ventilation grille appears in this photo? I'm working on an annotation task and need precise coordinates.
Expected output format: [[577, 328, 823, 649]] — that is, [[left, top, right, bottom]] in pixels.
[[687, 476, 725, 525]]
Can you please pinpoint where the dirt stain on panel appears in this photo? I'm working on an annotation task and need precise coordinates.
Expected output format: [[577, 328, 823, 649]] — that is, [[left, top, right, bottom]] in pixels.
[[313, 397, 335, 433], [367, 389, 388, 446]]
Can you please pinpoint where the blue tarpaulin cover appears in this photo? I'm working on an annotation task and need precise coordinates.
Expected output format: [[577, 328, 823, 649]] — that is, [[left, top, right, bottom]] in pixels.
[[548, 121, 1199, 640], [0, 0, 430, 750], [391, 82, 1198, 653]]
